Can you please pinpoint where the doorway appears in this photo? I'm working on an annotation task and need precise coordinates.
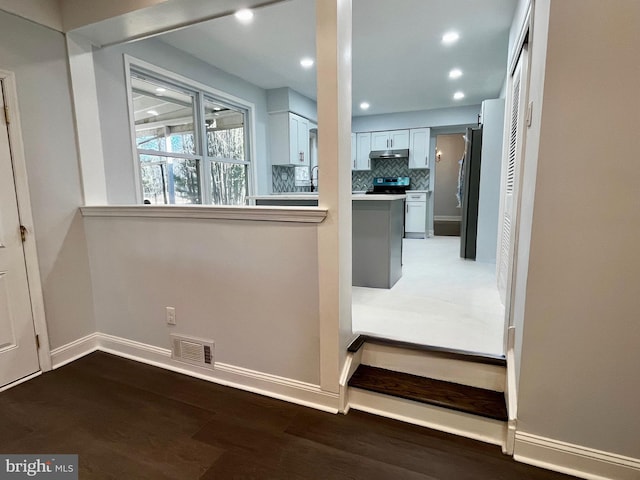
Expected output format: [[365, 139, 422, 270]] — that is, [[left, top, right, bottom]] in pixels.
[[0, 75, 42, 389], [351, 127, 506, 355], [434, 134, 465, 236]]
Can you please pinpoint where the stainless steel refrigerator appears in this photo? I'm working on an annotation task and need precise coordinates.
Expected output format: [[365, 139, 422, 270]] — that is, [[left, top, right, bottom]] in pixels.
[[460, 126, 483, 259]]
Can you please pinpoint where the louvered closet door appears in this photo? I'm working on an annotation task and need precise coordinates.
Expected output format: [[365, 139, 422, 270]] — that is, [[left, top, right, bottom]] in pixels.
[[497, 45, 528, 303]]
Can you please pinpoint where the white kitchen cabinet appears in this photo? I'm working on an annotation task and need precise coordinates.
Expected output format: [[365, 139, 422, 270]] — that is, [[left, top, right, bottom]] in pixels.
[[269, 112, 310, 166], [405, 192, 427, 238], [351, 133, 357, 169], [370, 130, 409, 150], [409, 128, 430, 169], [354, 132, 371, 170]]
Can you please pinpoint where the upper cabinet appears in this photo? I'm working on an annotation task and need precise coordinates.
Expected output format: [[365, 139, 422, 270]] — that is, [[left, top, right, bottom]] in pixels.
[[408, 128, 431, 169], [354, 132, 371, 170], [270, 112, 310, 166], [370, 130, 410, 150], [351, 133, 357, 169]]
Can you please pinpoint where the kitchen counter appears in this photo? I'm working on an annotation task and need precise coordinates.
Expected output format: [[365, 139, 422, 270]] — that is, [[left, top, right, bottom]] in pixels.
[[247, 193, 406, 203], [247, 194, 404, 289]]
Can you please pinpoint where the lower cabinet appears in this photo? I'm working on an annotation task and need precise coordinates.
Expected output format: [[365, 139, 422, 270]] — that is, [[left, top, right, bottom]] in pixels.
[[405, 192, 427, 238]]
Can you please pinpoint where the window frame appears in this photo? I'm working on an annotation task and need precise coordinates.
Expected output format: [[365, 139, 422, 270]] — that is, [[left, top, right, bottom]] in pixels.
[[124, 55, 257, 205]]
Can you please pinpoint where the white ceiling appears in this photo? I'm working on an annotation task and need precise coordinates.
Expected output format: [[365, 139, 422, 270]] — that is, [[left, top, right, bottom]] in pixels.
[[159, 0, 518, 116]]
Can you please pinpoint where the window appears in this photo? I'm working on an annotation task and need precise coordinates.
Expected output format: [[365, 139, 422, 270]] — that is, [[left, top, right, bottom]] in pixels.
[[128, 65, 252, 205]]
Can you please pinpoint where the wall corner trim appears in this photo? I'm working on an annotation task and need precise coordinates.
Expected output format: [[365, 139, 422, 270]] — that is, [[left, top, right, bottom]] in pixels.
[[50, 332, 339, 413], [514, 431, 640, 480], [80, 205, 328, 223]]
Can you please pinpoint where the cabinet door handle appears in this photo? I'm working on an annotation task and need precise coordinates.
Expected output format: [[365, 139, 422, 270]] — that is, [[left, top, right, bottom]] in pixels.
[[390, 139, 393, 148]]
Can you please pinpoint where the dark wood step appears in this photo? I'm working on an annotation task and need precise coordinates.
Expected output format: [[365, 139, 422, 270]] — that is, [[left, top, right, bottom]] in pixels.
[[347, 334, 506, 367], [348, 365, 508, 421]]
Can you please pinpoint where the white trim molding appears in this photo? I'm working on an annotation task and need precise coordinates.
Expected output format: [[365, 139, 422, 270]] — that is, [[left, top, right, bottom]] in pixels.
[[80, 205, 328, 223], [434, 215, 462, 222], [50, 333, 100, 369], [349, 388, 506, 447], [514, 432, 640, 480], [50, 332, 340, 414], [0, 69, 52, 372]]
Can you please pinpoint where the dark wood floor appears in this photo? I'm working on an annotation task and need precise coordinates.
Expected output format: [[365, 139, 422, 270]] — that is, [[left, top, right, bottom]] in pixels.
[[0, 352, 576, 479]]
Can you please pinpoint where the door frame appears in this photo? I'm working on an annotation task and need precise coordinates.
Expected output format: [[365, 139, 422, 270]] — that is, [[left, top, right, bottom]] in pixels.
[[1, 69, 51, 372]]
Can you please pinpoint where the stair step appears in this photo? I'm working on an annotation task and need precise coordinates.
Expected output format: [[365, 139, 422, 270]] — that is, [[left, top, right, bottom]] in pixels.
[[347, 334, 506, 367], [348, 365, 508, 421]]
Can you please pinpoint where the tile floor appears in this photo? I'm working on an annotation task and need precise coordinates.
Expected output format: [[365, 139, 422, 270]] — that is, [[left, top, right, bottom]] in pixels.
[[352, 236, 506, 356]]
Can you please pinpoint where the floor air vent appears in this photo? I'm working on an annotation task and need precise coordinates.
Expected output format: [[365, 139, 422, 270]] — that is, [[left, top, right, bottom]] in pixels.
[[170, 334, 214, 369]]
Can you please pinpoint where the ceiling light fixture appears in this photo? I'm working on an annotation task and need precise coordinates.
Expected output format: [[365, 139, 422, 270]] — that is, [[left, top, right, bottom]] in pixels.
[[147, 110, 159, 116], [155, 87, 166, 93], [442, 31, 460, 45], [449, 68, 463, 79], [213, 107, 222, 111], [453, 91, 465, 100], [300, 58, 314, 69], [360, 102, 370, 110], [234, 9, 254, 24]]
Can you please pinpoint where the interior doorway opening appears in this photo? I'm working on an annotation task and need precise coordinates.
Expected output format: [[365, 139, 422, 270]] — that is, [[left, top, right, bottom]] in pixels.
[[351, 122, 508, 356]]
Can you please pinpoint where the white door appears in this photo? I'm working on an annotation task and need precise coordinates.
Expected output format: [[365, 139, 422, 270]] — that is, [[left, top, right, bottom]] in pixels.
[[371, 131, 389, 150], [355, 132, 371, 170], [0, 80, 39, 388], [390, 130, 409, 149], [409, 128, 430, 169], [497, 45, 529, 305], [405, 201, 426, 233]]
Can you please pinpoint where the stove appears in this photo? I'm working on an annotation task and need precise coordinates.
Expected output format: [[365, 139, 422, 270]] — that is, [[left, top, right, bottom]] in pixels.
[[365, 176, 411, 194]]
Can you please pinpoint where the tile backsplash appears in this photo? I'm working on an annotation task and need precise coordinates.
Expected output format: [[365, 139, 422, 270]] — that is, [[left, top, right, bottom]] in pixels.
[[272, 158, 429, 193], [272, 165, 311, 193], [352, 158, 429, 191]]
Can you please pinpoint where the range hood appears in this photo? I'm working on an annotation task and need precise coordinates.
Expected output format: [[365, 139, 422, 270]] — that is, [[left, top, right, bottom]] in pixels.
[[369, 148, 409, 159]]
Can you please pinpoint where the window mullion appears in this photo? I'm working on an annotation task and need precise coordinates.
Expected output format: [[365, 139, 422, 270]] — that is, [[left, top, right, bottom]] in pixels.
[[196, 91, 212, 205]]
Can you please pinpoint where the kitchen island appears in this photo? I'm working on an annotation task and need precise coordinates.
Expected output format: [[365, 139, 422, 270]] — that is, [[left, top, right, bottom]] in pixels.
[[248, 194, 405, 288]]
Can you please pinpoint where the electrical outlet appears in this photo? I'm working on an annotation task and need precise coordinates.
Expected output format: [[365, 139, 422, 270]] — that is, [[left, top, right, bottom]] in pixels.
[[166, 306, 176, 325]]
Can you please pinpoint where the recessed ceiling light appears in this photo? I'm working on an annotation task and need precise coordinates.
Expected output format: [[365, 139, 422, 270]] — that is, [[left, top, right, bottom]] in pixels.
[[234, 9, 254, 24], [453, 92, 465, 100], [300, 57, 314, 69], [155, 87, 166, 93], [147, 110, 159, 116], [360, 102, 370, 110], [442, 31, 460, 45], [213, 107, 222, 111], [449, 68, 463, 79]]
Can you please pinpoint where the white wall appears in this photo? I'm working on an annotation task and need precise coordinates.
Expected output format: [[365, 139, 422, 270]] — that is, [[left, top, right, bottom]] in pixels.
[[92, 38, 271, 203], [84, 216, 321, 384], [0, 10, 95, 349], [352, 104, 480, 133], [476, 99, 505, 263], [266, 87, 318, 123], [516, 0, 640, 460]]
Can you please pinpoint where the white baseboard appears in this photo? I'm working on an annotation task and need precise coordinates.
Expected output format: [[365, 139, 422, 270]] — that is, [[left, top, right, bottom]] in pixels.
[[50, 332, 339, 414], [434, 215, 461, 222], [50, 332, 99, 369], [349, 387, 506, 447], [338, 348, 363, 413], [514, 432, 640, 480]]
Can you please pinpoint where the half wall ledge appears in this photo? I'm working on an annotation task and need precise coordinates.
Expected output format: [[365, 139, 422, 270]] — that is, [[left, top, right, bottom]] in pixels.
[[80, 205, 328, 223]]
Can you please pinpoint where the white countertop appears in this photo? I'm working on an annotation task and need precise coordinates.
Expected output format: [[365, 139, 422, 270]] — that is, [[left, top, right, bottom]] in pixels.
[[248, 194, 406, 201]]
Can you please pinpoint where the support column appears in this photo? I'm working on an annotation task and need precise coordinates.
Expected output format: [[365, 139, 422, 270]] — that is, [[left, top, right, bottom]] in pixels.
[[316, 0, 352, 393], [66, 33, 108, 205]]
